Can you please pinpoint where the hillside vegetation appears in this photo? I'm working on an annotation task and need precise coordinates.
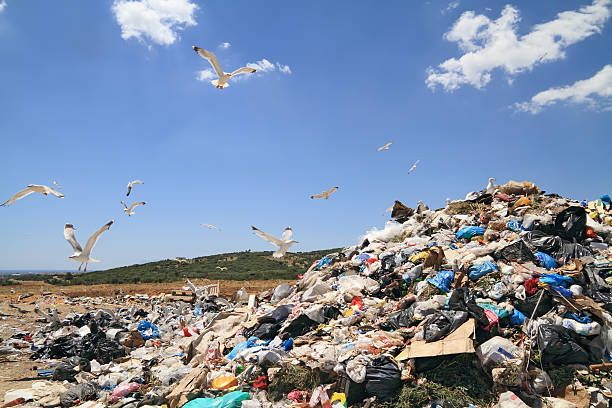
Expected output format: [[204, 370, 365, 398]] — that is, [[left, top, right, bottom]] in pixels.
[[34, 249, 340, 285]]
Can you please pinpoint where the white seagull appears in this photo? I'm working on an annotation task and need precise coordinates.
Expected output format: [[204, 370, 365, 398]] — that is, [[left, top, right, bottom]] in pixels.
[[121, 201, 146, 216], [126, 180, 143, 197], [251, 226, 298, 258], [408, 160, 420, 174], [377, 142, 392, 151], [64, 220, 114, 272], [201, 224, 221, 231], [193, 46, 256, 89], [311, 187, 339, 200], [216, 266, 228, 271], [485, 178, 497, 195], [1, 184, 64, 207]]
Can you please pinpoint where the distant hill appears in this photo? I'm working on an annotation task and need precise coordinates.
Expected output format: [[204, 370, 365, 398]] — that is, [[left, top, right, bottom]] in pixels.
[[37, 249, 341, 286]]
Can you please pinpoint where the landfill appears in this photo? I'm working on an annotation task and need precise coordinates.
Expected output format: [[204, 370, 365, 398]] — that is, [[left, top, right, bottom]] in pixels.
[[2, 180, 612, 408]]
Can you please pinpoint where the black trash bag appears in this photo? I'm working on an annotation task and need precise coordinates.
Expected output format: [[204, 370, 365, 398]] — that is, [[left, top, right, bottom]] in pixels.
[[584, 267, 612, 312], [322, 305, 342, 321], [423, 311, 468, 343], [134, 308, 148, 318], [258, 304, 294, 324], [494, 239, 536, 263], [80, 330, 125, 364], [60, 382, 99, 407], [514, 290, 554, 318], [364, 357, 402, 402], [380, 307, 415, 331], [555, 206, 587, 242], [379, 252, 397, 272], [52, 357, 90, 381], [242, 322, 281, 340], [522, 231, 563, 254], [199, 300, 220, 313], [555, 242, 592, 264], [280, 314, 318, 340], [448, 288, 489, 327], [30, 336, 80, 361], [537, 324, 590, 365]]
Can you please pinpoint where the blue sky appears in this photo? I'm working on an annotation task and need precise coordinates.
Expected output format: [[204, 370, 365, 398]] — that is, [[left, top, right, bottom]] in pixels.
[[1, 0, 611, 270]]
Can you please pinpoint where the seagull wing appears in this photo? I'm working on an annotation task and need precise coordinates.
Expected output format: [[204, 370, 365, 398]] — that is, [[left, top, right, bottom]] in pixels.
[[120, 201, 128, 209], [82, 220, 114, 257], [230, 67, 256, 76], [281, 227, 293, 242], [383, 205, 394, 215], [251, 226, 283, 247], [408, 159, 420, 173], [1, 187, 35, 206], [310, 192, 325, 199], [41, 185, 64, 198], [325, 187, 339, 196], [193, 47, 224, 78], [64, 224, 83, 255], [128, 202, 146, 212], [126, 180, 143, 197]]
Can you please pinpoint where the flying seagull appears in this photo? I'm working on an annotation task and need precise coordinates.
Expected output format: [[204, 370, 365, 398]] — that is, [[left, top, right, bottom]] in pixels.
[[126, 180, 143, 197], [121, 201, 146, 216], [201, 224, 221, 231], [377, 142, 392, 151], [311, 187, 339, 200], [216, 266, 228, 271], [64, 220, 114, 272], [538, 52, 548, 62], [408, 160, 420, 174], [53, 180, 61, 189], [1, 184, 64, 207], [193, 46, 256, 89], [251, 226, 298, 258]]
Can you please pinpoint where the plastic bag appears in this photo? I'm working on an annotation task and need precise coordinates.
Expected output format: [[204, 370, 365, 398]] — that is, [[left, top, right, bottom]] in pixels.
[[448, 288, 489, 326], [380, 308, 415, 331], [476, 337, 522, 372], [537, 324, 590, 365], [108, 382, 140, 403], [554, 206, 587, 242], [534, 252, 558, 270], [427, 269, 454, 293], [59, 382, 99, 407], [211, 376, 239, 390], [227, 337, 258, 360], [456, 226, 485, 239], [468, 262, 499, 281], [514, 290, 554, 318], [271, 283, 292, 303], [364, 357, 401, 402], [182, 391, 250, 408], [538, 273, 572, 288], [562, 319, 601, 336], [423, 310, 468, 342], [494, 240, 535, 263], [137, 321, 159, 340]]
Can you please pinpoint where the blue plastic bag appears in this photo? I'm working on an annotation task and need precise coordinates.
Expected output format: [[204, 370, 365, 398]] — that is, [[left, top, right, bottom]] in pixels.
[[317, 257, 333, 270], [510, 309, 525, 326], [455, 226, 485, 240], [427, 270, 454, 293], [227, 336, 258, 360], [193, 304, 203, 317], [182, 391, 250, 408], [539, 273, 572, 288], [534, 251, 558, 270], [505, 220, 521, 232], [137, 321, 159, 340], [282, 338, 293, 351], [549, 285, 573, 298], [564, 312, 591, 324], [468, 262, 499, 281]]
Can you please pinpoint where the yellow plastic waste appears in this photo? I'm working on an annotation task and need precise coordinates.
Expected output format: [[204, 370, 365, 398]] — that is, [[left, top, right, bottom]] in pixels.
[[409, 251, 428, 263], [330, 392, 346, 407], [211, 376, 238, 390]]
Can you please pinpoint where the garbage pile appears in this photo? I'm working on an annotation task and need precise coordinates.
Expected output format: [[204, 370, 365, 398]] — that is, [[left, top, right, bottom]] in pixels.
[[3, 180, 612, 408]]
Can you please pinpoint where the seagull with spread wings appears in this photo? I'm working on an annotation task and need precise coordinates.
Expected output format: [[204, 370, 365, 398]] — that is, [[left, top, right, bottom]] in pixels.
[[251, 226, 298, 258], [126, 180, 143, 197], [121, 201, 146, 216], [201, 224, 221, 231], [408, 160, 420, 174], [311, 187, 339, 200], [193, 46, 256, 89], [2, 184, 64, 207], [64, 221, 113, 272], [216, 266, 228, 271], [377, 142, 392, 151]]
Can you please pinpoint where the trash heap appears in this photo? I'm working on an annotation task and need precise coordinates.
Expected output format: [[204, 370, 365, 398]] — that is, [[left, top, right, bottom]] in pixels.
[[4, 180, 612, 408]]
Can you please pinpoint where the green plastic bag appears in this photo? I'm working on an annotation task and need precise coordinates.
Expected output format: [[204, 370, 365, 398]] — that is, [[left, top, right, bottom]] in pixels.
[[181, 391, 250, 408]]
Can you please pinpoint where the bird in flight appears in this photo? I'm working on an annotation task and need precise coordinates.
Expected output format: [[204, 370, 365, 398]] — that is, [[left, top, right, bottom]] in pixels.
[[126, 180, 143, 197], [53, 180, 61, 189], [121, 201, 146, 216], [408, 160, 420, 174], [201, 224, 221, 231], [251, 226, 298, 258], [383, 204, 394, 216], [2, 184, 64, 207], [538, 52, 548, 62], [311, 187, 339, 200], [64, 220, 113, 272], [377, 142, 392, 151], [216, 266, 228, 271], [193, 46, 256, 89]]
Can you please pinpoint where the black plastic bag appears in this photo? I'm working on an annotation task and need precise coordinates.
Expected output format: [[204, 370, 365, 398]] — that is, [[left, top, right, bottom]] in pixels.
[[80, 330, 125, 364], [522, 231, 563, 254], [280, 314, 318, 340], [514, 290, 554, 318], [555, 242, 592, 264], [258, 305, 294, 324], [322, 305, 342, 321], [380, 307, 415, 331], [584, 267, 612, 312], [494, 240, 535, 263], [448, 288, 489, 327], [423, 310, 468, 343], [364, 357, 402, 401], [60, 382, 99, 407], [537, 324, 590, 365], [555, 206, 587, 242], [242, 322, 281, 340]]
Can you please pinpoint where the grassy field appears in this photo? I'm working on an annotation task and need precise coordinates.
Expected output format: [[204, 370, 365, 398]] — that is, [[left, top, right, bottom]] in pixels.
[[6, 248, 340, 286]]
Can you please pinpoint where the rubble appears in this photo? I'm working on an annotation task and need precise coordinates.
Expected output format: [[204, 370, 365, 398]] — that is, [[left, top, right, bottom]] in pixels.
[[2, 180, 612, 408]]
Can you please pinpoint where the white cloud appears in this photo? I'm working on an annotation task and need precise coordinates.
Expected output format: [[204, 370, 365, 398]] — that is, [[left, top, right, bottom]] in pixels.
[[442, 1, 460, 14], [219, 42, 231, 49], [112, 0, 198, 46], [514, 64, 612, 113], [276, 63, 292, 74], [247, 58, 276, 72], [427, 0, 612, 91], [0, 1, 6, 12], [196, 69, 216, 82]]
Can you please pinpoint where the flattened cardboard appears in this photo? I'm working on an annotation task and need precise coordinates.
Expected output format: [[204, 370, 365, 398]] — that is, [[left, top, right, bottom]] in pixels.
[[405, 318, 476, 358]]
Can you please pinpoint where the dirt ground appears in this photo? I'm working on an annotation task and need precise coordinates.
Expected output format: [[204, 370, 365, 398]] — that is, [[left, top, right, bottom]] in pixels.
[[0, 279, 292, 399]]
